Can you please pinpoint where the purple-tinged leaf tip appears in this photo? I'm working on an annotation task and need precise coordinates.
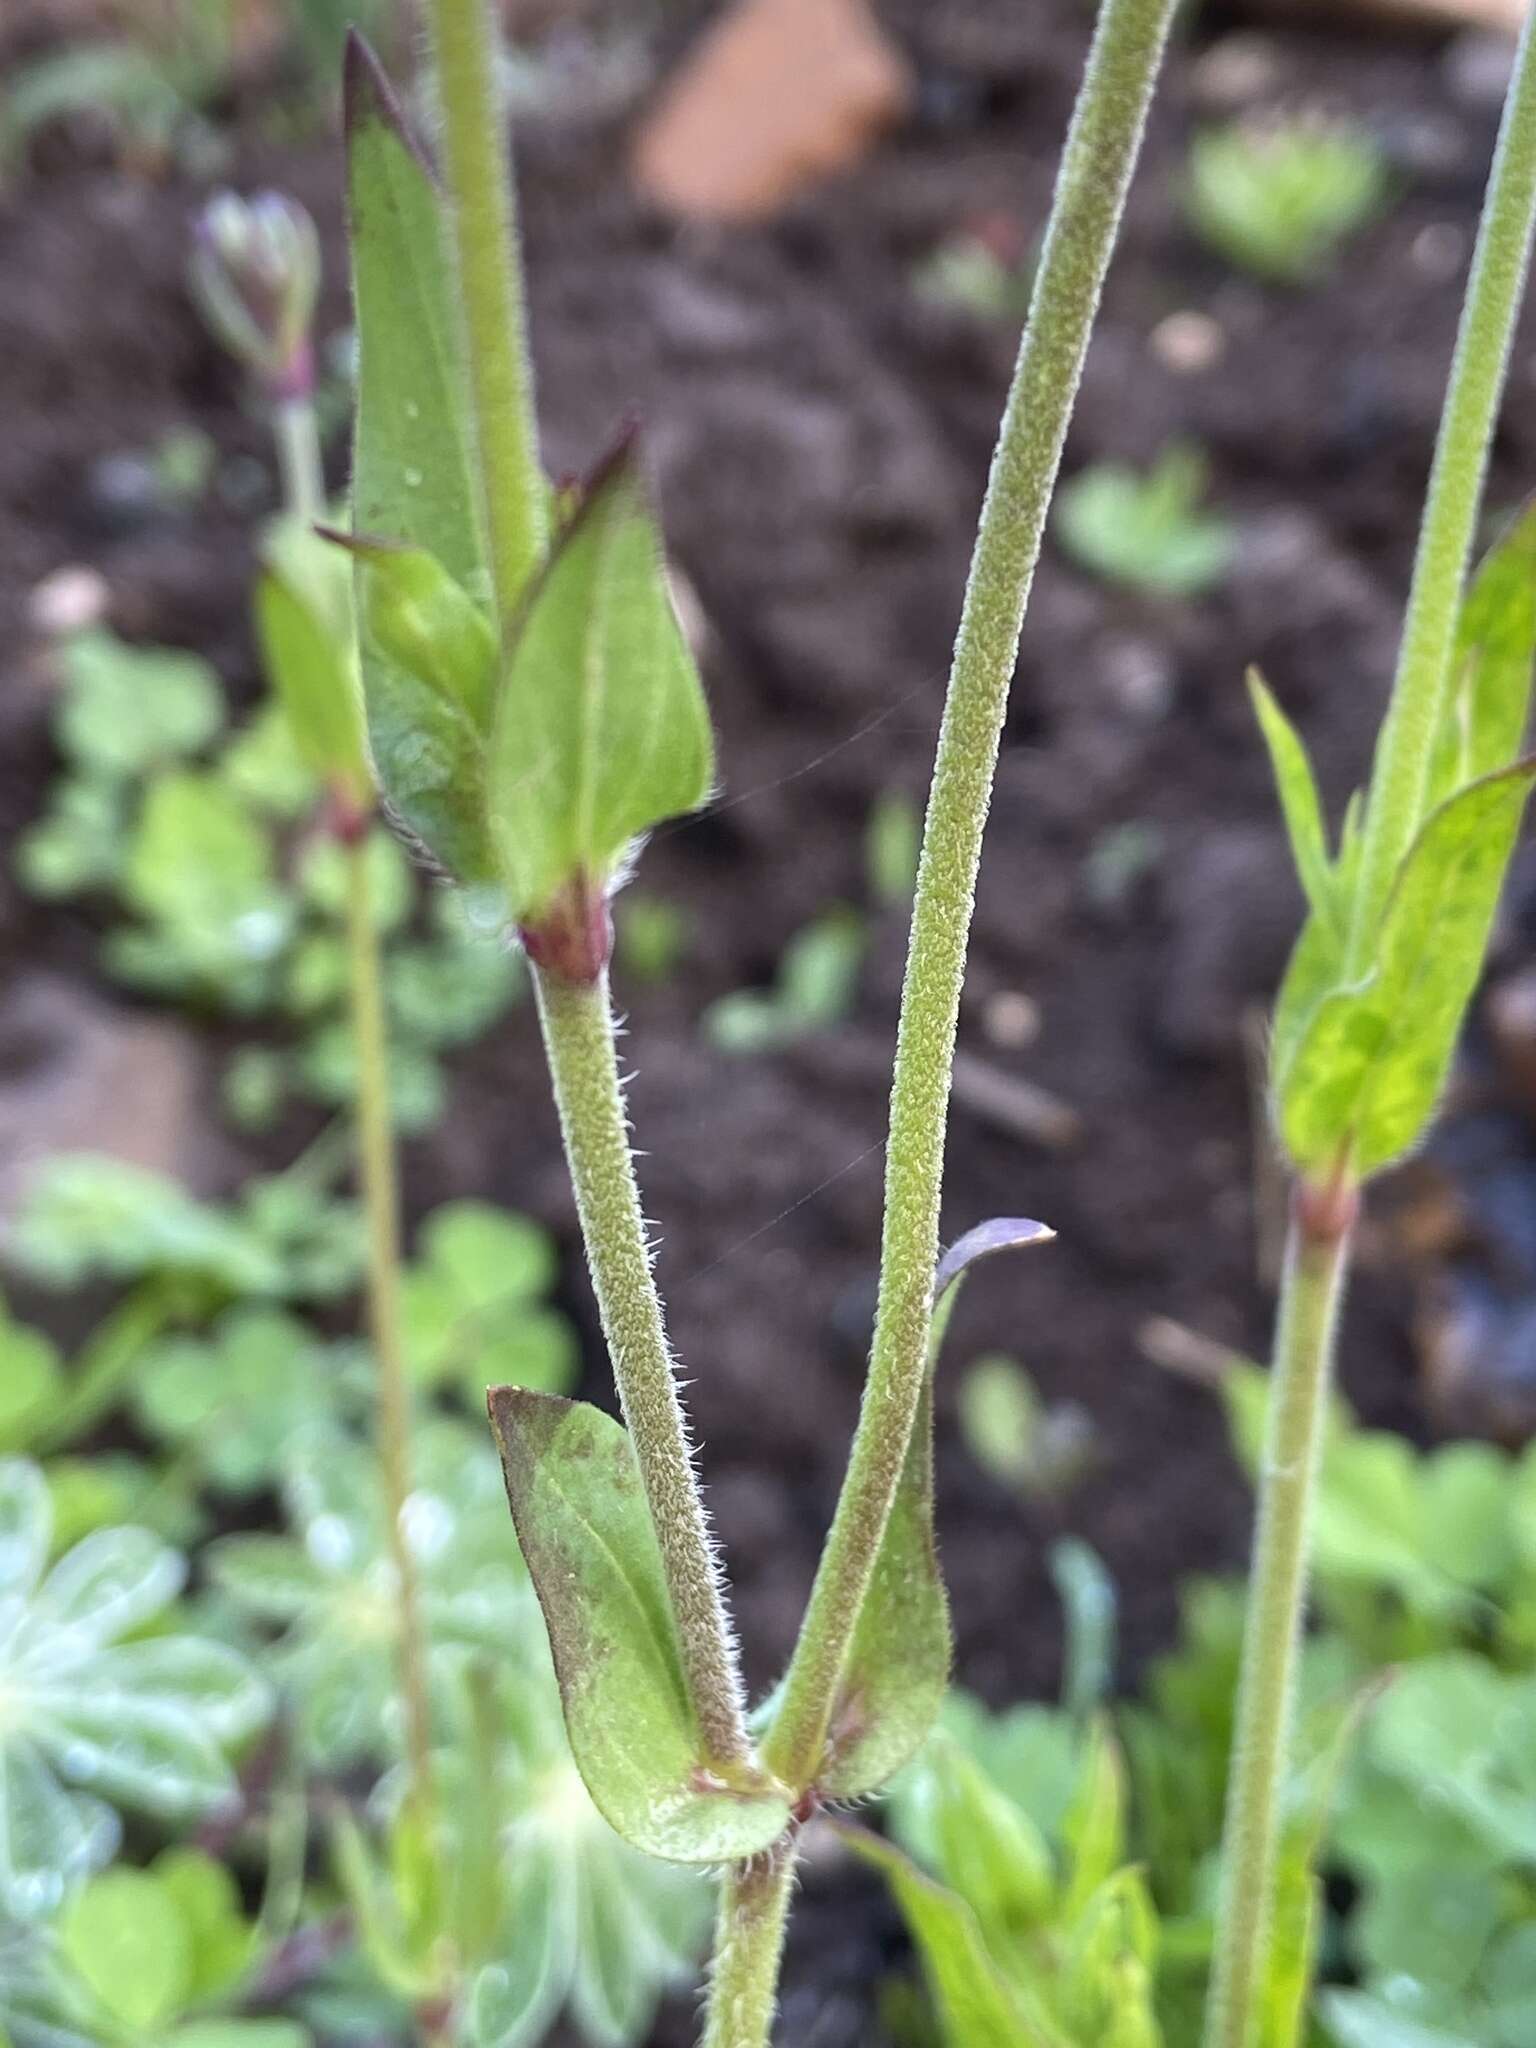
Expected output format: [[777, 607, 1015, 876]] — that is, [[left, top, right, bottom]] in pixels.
[[314, 522, 404, 559], [342, 28, 438, 183], [934, 1216, 1054, 1302], [566, 415, 647, 527]]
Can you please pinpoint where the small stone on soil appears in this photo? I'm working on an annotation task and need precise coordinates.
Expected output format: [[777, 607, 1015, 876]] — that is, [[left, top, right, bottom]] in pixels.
[[1149, 310, 1226, 376]]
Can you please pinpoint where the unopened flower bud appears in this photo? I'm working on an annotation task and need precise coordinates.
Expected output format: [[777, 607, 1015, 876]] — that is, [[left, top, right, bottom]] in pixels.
[[190, 189, 320, 400]]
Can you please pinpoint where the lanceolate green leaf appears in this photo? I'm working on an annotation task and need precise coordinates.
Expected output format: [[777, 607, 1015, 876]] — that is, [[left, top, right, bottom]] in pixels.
[[818, 1371, 947, 1802], [1278, 758, 1536, 1174], [338, 535, 498, 731], [489, 440, 714, 925], [1248, 669, 1333, 924], [1270, 509, 1536, 1179], [1270, 904, 1350, 1134], [819, 1219, 1053, 1803], [254, 554, 367, 805], [486, 1389, 791, 1863], [344, 33, 498, 883], [1255, 1673, 1379, 2048], [838, 1823, 1064, 2048], [1424, 496, 1536, 813]]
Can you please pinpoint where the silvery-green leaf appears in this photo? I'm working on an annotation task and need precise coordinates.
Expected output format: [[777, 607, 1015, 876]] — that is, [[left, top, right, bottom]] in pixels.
[[0, 1742, 118, 1923], [33, 1695, 235, 1818], [569, 1847, 676, 2045], [206, 1535, 327, 1622], [22, 1527, 182, 1652], [171, 2025, 310, 2048], [469, 1844, 566, 2048], [0, 1464, 49, 1600], [87, 1639, 269, 1745]]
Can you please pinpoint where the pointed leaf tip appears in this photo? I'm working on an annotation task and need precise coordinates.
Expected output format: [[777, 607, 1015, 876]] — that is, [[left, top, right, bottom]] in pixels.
[[1278, 754, 1536, 1176], [342, 30, 434, 180], [347, 53, 493, 879], [489, 435, 714, 923], [1248, 665, 1333, 923], [814, 1213, 1053, 1802], [934, 1217, 1055, 1302]]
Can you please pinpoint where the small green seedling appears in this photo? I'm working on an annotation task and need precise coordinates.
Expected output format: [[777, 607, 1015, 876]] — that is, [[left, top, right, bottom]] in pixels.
[[209, 1420, 527, 1772], [1184, 116, 1391, 286], [11, 1151, 362, 1305], [866, 788, 922, 907], [959, 1353, 1097, 1502], [849, 1721, 1163, 2048], [17, 627, 221, 901], [134, 1308, 365, 1498], [702, 906, 866, 1054], [1055, 440, 1235, 599], [1084, 819, 1163, 912], [399, 1200, 575, 1405], [0, 41, 223, 180], [615, 892, 692, 984], [912, 224, 1037, 324]]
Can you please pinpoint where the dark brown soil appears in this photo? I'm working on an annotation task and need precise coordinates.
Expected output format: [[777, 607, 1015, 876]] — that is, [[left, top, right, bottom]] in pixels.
[[4, 2, 1536, 2038]]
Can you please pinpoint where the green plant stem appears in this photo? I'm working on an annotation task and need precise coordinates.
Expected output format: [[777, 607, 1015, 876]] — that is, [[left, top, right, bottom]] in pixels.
[[422, 0, 547, 622], [1349, 3, 1536, 964], [1202, 1195, 1353, 2048], [274, 394, 325, 528], [343, 832, 437, 1822], [531, 964, 750, 1769], [761, 0, 1178, 1796], [701, 1839, 799, 2048]]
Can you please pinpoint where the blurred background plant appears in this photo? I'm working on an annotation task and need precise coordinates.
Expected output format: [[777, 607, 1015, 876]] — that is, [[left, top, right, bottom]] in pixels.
[[1183, 115, 1392, 287], [1054, 441, 1235, 600], [0, 0, 401, 180]]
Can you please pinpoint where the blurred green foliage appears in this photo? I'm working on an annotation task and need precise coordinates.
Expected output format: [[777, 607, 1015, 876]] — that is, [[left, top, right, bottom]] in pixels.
[[1184, 117, 1391, 286], [1055, 442, 1235, 600]]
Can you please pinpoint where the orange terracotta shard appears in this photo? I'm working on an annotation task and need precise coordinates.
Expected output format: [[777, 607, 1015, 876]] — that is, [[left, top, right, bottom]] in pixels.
[[632, 0, 913, 223]]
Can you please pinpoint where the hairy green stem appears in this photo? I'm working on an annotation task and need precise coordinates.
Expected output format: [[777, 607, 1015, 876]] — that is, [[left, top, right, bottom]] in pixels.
[[1202, 1194, 1354, 2048], [701, 1839, 799, 2048], [274, 394, 325, 529], [424, 0, 749, 1833], [531, 966, 750, 1768], [344, 834, 437, 1822], [761, 0, 1178, 1795], [1349, 4, 1536, 963], [423, 0, 547, 621]]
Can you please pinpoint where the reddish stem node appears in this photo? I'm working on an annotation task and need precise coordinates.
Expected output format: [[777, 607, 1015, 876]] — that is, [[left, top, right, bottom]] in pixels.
[[1294, 1165, 1359, 1247], [519, 873, 612, 985]]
